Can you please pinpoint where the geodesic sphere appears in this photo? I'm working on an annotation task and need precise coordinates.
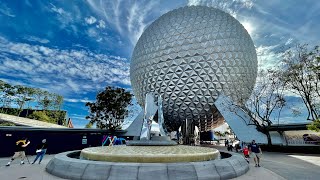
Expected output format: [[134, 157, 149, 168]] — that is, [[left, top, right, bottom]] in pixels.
[[130, 6, 257, 131]]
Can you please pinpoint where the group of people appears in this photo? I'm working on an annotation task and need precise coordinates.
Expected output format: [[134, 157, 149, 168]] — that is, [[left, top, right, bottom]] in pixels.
[[6, 138, 48, 166], [242, 140, 262, 167], [225, 139, 241, 152], [225, 139, 262, 167]]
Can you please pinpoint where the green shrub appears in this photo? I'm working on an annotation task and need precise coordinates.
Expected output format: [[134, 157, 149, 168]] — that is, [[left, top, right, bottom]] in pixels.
[[0, 108, 19, 116], [1, 107, 67, 125], [0, 122, 16, 126], [307, 119, 320, 132], [85, 122, 93, 128], [27, 111, 55, 123], [45, 110, 66, 124]]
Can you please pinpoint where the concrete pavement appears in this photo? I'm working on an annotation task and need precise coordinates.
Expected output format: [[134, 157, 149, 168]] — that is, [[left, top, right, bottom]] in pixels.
[[259, 152, 320, 180], [1, 148, 319, 180], [209, 145, 320, 180], [0, 155, 62, 180]]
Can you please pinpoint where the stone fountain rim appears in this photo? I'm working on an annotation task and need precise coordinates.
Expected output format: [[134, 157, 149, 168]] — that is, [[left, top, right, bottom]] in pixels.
[[80, 145, 220, 163], [46, 150, 249, 180]]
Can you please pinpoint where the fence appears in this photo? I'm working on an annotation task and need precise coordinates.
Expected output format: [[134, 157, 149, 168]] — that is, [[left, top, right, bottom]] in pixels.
[[0, 127, 128, 157]]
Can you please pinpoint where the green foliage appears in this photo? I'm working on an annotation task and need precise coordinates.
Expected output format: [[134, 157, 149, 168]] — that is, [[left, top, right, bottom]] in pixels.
[[45, 110, 67, 124], [85, 122, 93, 128], [0, 80, 64, 113], [27, 111, 54, 123], [307, 119, 320, 132], [86, 86, 133, 130], [0, 108, 20, 116], [27, 110, 66, 124], [0, 122, 16, 126]]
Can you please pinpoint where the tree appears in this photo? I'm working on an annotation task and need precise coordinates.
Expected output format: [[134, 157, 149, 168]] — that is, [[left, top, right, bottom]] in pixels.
[[38, 91, 52, 111], [53, 94, 64, 111], [0, 81, 15, 112], [224, 131, 230, 136], [214, 131, 225, 139], [15, 85, 31, 116], [227, 69, 286, 146], [25, 87, 36, 116], [85, 122, 93, 128], [0, 80, 65, 125], [86, 86, 133, 130], [281, 44, 320, 121], [307, 119, 320, 132]]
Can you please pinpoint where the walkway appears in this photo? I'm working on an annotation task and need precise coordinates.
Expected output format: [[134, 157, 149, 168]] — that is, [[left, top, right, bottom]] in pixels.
[[0, 148, 319, 180], [209, 145, 320, 180], [0, 155, 62, 180]]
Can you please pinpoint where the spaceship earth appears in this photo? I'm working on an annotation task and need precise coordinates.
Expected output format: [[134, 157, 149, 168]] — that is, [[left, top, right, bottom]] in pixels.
[[130, 6, 257, 131]]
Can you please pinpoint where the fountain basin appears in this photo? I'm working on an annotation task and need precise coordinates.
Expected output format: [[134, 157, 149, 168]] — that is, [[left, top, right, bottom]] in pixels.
[[80, 145, 219, 163], [46, 150, 249, 180]]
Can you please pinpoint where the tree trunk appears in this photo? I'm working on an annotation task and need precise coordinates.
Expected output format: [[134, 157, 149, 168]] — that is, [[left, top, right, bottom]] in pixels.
[[265, 131, 272, 146], [257, 125, 272, 146]]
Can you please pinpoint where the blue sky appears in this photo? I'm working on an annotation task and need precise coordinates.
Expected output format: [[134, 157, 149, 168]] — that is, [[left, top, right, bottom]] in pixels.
[[0, 0, 319, 128]]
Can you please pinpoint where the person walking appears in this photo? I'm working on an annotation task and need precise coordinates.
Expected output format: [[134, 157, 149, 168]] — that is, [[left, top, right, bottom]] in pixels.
[[243, 145, 250, 163], [32, 139, 48, 164], [249, 140, 262, 167], [6, 137, 31, 166]]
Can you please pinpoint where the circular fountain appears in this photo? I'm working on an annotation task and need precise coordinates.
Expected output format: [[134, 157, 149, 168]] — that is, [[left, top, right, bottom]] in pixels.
[[46, 147, 248, 180], [80, 145, 219, 163]]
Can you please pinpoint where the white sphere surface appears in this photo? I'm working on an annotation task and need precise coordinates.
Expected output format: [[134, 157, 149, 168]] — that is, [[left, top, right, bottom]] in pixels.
[[130, 6, 257, 131]]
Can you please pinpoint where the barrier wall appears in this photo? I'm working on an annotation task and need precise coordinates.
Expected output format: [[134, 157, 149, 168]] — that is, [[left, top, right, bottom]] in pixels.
[[0, 127, 127, 157]]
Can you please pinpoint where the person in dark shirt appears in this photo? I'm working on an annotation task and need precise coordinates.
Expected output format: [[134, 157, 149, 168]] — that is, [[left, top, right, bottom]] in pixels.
[[6, 137, 30, 166], [248, 140, 262, 167], [32, 139, 48, 164]]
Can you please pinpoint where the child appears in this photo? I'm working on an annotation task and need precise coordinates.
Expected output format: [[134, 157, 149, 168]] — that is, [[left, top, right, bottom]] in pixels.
[[243, 146, 250, 163]]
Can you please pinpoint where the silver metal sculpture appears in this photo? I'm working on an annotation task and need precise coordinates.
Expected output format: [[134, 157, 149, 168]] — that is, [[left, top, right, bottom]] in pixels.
[[140, 93, 168, 140], [214, 94, 283, 144], [130, 6, 258, 132], [157, 95, 168, 136]]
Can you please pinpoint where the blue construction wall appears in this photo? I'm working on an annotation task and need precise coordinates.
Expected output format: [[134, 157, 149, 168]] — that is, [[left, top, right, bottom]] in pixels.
[[0, 127, 129, 157]]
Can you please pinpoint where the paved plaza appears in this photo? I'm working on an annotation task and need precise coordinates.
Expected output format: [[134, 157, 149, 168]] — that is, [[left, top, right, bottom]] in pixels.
[[0, 146, 319, 180]]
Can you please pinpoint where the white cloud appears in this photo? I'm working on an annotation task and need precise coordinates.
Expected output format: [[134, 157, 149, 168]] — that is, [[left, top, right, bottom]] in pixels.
[[96, 37, 103, 42], [85, 16, 97, 24], [24, 36, 50, 44], [240, 21, 255, 36], [64, 98, 94, 103], [256, 45, 283, 70], [50, 3, 65, 15], [97, 20, 106, 29], [0, 3, 15, 17], [87, 0, 158, 45], [49, 3, 78, 32], [188, 0, 254, 18], [87, 28, 98, 37], [0, 36, 130, 96], [127, 1, 157, 44]]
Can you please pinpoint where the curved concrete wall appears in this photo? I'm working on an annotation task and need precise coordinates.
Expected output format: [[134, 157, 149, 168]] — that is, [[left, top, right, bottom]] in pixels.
[[46, 150, 249, 180]]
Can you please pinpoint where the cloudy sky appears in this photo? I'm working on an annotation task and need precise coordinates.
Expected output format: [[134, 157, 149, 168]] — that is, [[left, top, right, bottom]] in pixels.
[[0, 0, 319, 128]]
